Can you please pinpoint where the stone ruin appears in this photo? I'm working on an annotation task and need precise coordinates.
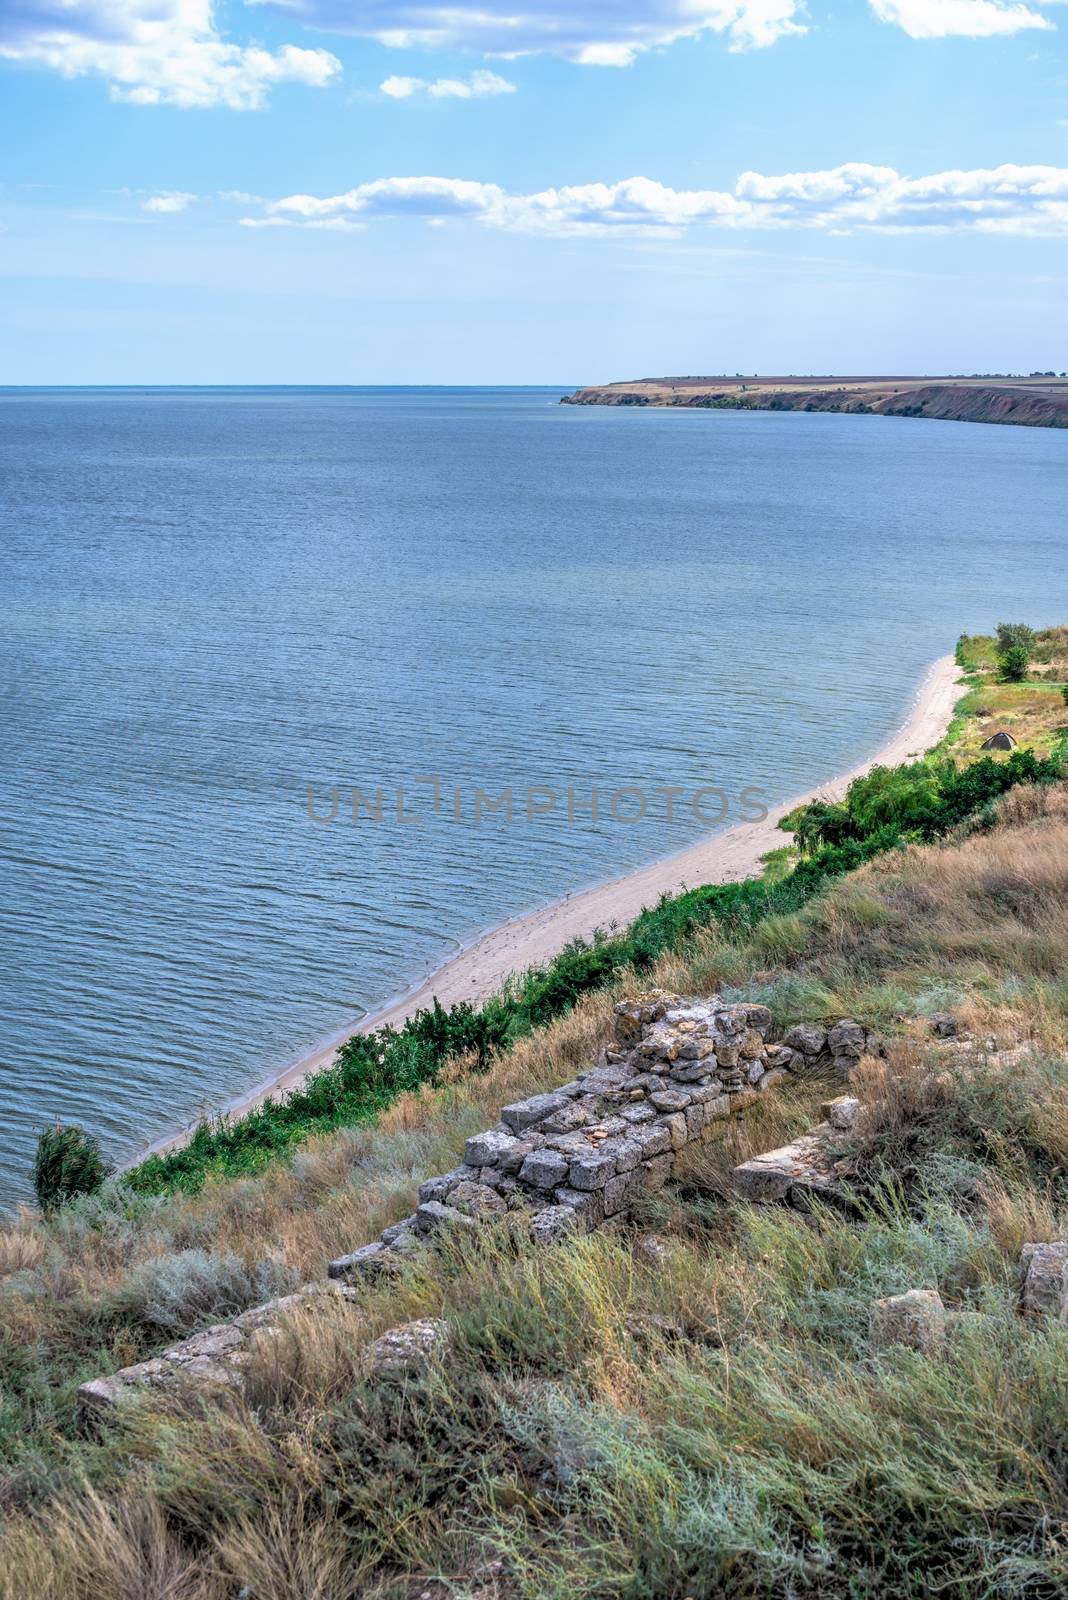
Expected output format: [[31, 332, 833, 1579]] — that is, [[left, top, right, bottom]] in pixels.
[[329, 993, 884, 1274], [78, 1000, 1068, 1412], [80, 991, 883, 1412]]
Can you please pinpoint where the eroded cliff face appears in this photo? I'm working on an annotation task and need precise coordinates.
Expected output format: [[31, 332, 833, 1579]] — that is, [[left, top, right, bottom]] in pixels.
[[563, 379, 1068, 429]]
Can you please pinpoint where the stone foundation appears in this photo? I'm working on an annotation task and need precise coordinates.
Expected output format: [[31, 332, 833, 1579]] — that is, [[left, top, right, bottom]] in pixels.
[[81, 991, 876, 1412]]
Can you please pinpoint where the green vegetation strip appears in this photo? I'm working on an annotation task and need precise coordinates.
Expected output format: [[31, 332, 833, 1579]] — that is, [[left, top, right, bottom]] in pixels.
[[125, 740, 1064, 1198]]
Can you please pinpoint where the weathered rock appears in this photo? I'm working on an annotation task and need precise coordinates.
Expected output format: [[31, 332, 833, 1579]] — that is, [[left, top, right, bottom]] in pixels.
[[419, 1166, 477, 1204], [568, 1148, 617, 1190], [367, 1318, 448, 1380], [414, 1200, 480, 1235], [1019, 1242, 1068, 1320], [446, 1180, 508, 1218], [80, 1287, 359, 1412], [641, 1154, 674, 1192], [649, 1087, 691, 1113], [782, 1023, 828, 1059], [529, 1204, 580, 1244], [929, 1013, 958, 1039], [613, 990, 679, 1044], [519, 1149, 570, 1190], [603, 1169, 644, 1215], [464, 1129, 519, 1168], [501, 1090, 575, 1133], [823, 1095, 861, 1130], [329, 1241, 396, 1278], [633, 1233, 674, 1268], [827, 1019, 866, 1059], [733, 1128, 843, 1208], [552, 1185, 604, 1229], [380, 1215, 419, 1246], [870, 1289, 946, 1354], [757, 1068, 788, 1093]]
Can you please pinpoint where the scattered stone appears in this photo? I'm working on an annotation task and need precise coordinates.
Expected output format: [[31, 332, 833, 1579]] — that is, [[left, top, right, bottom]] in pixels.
[[633, 1233, 674, 1268], [84, 990, 818, 1408], [380, 1215, 419, 1246], [870, 1289, 946, 1354], [733, 1128, 844, 1208], [757, 1068, 788, 1093], [367, 1318, 448, 1380], [929, 1013, 958, 1039], [1019, 1242, 1068, 1320], [823, 1095, 861, 1130]]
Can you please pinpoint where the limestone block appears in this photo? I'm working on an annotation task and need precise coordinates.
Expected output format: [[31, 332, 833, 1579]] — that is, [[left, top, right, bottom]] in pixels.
[[464, 1130, 519, 1168], [367, 1318, 448, 1380], [518, 1149, 570, 1190], [1019, 1242, 1068, 1320], [870, 1290, 946, 1354]]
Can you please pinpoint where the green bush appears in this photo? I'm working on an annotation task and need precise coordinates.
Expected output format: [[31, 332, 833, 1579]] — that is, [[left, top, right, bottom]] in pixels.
[[999, 643, 1030, 682], [995, 621, 1035, 655], [33, 1123, 111, 1211], [1061, 683, 1068, 708]]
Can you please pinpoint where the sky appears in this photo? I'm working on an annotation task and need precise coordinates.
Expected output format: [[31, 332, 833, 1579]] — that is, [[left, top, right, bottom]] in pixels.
[[1, 0, 1067, 382]]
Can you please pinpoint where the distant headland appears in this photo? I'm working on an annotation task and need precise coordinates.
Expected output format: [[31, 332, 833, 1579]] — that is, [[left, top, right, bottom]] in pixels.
[[562, 373, 1068, 429]]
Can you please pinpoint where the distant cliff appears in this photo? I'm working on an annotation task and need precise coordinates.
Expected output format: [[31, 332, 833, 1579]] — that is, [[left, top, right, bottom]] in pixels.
[[563, 376, 1068, 429]]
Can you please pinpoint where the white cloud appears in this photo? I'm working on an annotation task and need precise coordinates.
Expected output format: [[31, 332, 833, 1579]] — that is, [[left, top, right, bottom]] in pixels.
[[381, 68, 516, 99], [142, 190, 196, 211], [0, 0, 341, 107], [248, 0, 807, 58], [239, 214, 363, 229], [869, 0, 1052, 37], [242, 164, 1068, 236]]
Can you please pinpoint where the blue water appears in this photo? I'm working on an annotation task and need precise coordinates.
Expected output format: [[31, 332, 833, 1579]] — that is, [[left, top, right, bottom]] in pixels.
[[1, 387, 1065, 1207]]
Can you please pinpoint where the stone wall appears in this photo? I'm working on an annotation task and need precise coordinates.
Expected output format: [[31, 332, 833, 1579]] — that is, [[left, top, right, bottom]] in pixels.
[[330, 990, 798, 1273], [81, 991, 881, 1412]]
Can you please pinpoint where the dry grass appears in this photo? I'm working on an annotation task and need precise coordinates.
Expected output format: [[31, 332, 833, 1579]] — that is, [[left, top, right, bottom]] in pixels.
[[948, 625, 1068, 760], [3, 787, 1068, 1596]]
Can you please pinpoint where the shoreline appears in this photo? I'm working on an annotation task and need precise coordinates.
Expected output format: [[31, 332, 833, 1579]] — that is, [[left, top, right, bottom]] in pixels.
[[136, 651, 962, 1164]]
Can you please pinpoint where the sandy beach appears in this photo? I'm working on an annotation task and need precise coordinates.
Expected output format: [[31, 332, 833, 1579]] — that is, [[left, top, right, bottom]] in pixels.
[[140, 652, 961, 1160]]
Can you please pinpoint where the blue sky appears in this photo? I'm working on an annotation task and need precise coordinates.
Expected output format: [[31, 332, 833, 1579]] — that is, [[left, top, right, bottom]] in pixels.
[[1, 0, 1066, 381]]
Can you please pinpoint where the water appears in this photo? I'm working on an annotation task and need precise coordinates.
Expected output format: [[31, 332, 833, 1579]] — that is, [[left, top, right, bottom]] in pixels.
[[1, 387, 1065, 1207]]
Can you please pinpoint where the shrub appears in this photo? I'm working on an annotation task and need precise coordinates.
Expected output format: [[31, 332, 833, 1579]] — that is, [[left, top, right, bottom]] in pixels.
[[117, 1247, 300, 1335], [1062, 683, 1068, 708], [33, 1123, 111, 1212], [995, 621, 1035, 655], [999, 643, 1030, 682]]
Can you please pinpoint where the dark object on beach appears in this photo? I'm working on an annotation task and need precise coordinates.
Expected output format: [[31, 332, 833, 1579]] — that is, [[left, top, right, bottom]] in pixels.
[[981, 730, 1018, 750], [34, 1122, 112, 1211]]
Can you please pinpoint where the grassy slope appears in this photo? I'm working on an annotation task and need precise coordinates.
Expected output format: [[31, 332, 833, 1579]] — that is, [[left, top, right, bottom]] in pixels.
[[947, 627, 1068, 760], [2, 629, 1068, 1595], [123, 631, 1068, 1200]]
